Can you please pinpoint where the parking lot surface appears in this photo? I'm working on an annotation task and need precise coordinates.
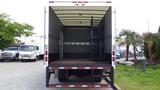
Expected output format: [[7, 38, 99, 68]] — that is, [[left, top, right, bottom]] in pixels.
[[0, 60, 112, 90]]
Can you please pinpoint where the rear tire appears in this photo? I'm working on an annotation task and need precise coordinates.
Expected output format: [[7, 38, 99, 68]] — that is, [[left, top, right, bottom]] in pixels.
[[15, 53, 19, 61], [21, 60, 24, 62], [58, 70, 67, 82], [34, 57, 37, 62], [93, 70, 103, 82], [0, 59, 4, 62], [14, 56, 18, 61], [46, 66, 50, 87], [36, 56, 39, 60]]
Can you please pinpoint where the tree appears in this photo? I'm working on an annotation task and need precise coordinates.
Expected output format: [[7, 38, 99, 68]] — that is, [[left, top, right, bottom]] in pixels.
[[119, 30, 143, 62], [119, 30, 133, 61], [131, 32, 143, 61], [143, 33, 160, 64], [0, 13, 34, 49]]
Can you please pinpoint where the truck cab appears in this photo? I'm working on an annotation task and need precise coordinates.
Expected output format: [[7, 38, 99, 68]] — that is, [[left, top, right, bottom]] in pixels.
[[18, 45, 39, 62]]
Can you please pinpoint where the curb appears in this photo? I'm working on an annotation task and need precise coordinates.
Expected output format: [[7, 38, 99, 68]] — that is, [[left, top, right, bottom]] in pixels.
[[113, 83, 121, 90]]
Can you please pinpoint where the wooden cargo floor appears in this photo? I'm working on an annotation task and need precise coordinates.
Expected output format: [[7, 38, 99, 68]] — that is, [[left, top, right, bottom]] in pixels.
[[50, 59, 106, 65]]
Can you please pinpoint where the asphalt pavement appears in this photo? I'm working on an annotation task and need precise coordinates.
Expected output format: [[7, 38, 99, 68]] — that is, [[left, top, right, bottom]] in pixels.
[[0, 60, 112, 90]]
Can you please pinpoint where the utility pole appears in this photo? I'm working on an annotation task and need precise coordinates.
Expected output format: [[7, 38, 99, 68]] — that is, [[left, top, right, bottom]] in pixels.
[[113, 7, 117, 46], [148, 20, 150, 33], [44, 6, 46, 62]]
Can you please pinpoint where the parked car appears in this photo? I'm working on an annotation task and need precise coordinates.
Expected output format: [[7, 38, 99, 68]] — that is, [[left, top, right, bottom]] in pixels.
[[18, 45, 39, 62], [115, 51, 121, 59], [0, 47, 19, 62]]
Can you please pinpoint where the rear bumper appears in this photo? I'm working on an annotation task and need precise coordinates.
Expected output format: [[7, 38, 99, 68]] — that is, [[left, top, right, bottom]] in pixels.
[[19, 56, 35, 60], [1, 56, 15, 60]]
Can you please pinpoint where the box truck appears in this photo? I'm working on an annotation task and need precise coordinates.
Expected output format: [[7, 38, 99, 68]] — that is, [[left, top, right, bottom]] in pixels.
[[45, 0, 116, 89]]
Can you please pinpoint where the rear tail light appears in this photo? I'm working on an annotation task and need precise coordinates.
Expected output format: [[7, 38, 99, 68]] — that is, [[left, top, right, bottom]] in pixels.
[[45, 50, 48, 61], [112, 50, 115, 62], [112, 50, 116, 68]]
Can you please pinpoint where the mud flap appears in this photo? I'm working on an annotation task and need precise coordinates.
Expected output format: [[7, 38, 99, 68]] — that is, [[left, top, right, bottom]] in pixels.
[[46, 66, 51, 87]]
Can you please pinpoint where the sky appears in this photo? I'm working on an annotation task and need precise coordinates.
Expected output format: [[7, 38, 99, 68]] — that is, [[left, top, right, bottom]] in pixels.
[[0, 0, 160, 36], [0, 0, 45, 36], [115, 0, 160, 34]]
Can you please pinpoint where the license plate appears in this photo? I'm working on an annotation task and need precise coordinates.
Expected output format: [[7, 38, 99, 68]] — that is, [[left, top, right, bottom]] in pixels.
[[22, 57, 30, 59], [2, 57, 11, 59]]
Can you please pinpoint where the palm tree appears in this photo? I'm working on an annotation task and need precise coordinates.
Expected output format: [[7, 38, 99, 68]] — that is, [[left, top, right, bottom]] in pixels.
[[131, 32, 144, 65], [119, 30, 134, 61], [143, 26, 160, 64], [144, 33, 154, 64], [119, 30, 143, 62]]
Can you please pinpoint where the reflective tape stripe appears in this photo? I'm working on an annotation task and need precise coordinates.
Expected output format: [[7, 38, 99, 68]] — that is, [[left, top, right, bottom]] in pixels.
[[49, 67, 52, 69], [49, 84, 108, 88], [51, 66, 111, 70], [95, 85, 100, 88], [97, 67, 103, 69], [45, 57, 48, 61], [56, 85, 62, 88], [59, 67, 64, 69], [82, 85, 88, 87], [72, 67, 77, 69], [69, 85, 75, 88], [84, 67, 90, 69], [108, 85, 111, 88], [44, 50, 48, 61], [45, 54, 48, 56], [112, 50, 116, 62]]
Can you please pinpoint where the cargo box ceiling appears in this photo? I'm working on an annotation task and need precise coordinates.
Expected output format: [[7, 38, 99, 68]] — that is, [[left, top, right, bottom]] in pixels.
[[51, 6, 109, 26]]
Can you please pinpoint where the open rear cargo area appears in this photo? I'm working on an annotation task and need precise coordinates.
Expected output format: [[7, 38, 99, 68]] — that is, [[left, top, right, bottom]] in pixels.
[[48, 6, 112, 66]]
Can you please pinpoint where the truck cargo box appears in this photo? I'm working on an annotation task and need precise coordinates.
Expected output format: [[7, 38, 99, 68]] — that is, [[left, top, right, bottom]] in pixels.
[[48, 6, 112, 66]]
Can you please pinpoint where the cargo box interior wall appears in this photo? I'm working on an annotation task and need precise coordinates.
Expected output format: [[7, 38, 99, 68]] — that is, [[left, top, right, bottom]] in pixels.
[[49, 6, 112, 65], [63, 26, 91, 58], [104, 7, 112, 64], [48, 7, 63, 61]]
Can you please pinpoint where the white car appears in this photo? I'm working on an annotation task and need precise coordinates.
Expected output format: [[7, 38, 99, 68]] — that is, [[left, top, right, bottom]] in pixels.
[[1, 47, 19, 62], [19, 45, 38, 62]]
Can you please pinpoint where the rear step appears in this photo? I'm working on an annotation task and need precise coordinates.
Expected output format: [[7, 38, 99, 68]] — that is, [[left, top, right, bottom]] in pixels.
[[49, 65, 111, 70], [46, 66, 114, 89]]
